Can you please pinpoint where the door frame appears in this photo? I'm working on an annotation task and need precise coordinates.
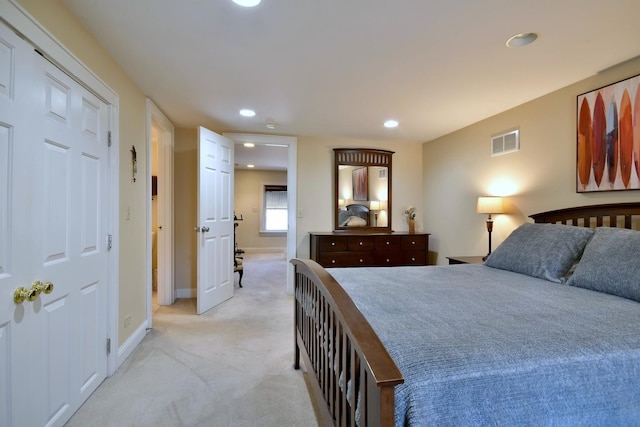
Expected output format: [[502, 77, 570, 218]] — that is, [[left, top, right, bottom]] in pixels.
[[223, 133, 297, 294], [146, 99, 174, 324], [1, 0, 121, 375]]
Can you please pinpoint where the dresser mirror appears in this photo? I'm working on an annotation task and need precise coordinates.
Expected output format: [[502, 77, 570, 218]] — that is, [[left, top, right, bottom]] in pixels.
[[334, 148, 393, 231]]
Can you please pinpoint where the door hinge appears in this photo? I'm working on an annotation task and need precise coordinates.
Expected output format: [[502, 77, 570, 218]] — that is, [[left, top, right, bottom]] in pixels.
[[106, 338, 111, 355], [108, 130, 112, 147], [106, 234, 113, 251]]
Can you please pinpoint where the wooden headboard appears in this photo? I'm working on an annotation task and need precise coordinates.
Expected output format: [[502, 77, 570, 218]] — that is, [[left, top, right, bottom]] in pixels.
[[530, 202, 640, 229]]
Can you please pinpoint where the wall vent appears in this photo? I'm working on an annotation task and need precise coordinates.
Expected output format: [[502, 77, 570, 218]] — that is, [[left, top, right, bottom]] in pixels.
[[491, 129, 519, 156]]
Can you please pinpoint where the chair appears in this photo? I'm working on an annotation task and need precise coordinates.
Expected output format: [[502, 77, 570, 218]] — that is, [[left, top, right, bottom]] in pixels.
[[233, 214, 244, 287], [234, 256, 243, 287]]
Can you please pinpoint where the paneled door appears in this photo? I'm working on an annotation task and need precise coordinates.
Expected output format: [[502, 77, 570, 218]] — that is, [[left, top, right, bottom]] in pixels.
[[196, 126, 234, 314], [0, 22, 109, 427]]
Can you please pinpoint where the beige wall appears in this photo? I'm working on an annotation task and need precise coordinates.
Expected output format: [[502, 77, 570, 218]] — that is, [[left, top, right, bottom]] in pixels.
[[174, 128, 198, 292], [423, 57, 640, 265], [16, 0, 149, 346], [234, 169, 287, 251], [295, 136, 424, 259]]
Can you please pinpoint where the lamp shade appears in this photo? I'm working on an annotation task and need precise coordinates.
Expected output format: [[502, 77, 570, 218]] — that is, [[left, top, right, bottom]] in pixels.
[[369, 201, 380, 211], [477, 197, 504, 214]]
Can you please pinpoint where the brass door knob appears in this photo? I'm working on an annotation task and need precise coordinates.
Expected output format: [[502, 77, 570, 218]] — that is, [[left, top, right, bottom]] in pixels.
[[34, 281, 54, 295], [13, 281, 54, 304], [14, 287, 30, 304]]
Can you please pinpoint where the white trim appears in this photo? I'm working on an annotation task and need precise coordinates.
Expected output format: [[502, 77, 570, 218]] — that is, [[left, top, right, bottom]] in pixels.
[[146, 99, 175, 331], [1, 0, 121, 375], [116, 321, 148, 370], [107, 105, 120, 376], [223, 133, 298, 294], [1, 0, 117, 105], [239, 247, 286, 253]]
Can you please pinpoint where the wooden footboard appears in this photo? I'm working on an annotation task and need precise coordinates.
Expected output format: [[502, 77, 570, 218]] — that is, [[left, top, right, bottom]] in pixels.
[[291, 258, 403, 427]]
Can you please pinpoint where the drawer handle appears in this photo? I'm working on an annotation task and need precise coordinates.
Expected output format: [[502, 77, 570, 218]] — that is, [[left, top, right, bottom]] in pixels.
[[386, 258, 390, 263], [331, 260, 336, 264], [359, 241, 363, 246], [411, 257, 416, 261], [386, 241, 390, 245], [331, 242, 336, 246], [359, 258, 364, 263], [411, 241, 416, 245]]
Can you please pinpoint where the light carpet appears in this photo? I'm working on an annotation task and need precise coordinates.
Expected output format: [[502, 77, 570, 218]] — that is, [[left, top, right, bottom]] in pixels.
[[65, 252, 320, 427]]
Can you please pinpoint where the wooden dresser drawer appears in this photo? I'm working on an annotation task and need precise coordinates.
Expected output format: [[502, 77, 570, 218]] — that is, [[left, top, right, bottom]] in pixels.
[[402, 251, 426, 265], [318, 252, 375, 267], [347, 236, 375, 252], [317, 235, 348, 252], [375, 251, 426, 266], [401, 235, 426, 250], [374, 236, 402, 251]]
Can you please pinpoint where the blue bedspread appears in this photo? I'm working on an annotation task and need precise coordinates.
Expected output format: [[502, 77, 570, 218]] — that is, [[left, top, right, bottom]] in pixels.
[[328, 264, 640, 427]]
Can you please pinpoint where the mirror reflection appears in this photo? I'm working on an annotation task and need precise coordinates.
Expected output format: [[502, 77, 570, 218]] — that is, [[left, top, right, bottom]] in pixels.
[[337, 165, 388, 227], [334, 148, 393, 231]]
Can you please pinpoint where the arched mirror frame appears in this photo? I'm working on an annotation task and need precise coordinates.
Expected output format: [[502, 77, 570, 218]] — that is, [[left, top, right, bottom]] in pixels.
[[334, 148, 393, 232]]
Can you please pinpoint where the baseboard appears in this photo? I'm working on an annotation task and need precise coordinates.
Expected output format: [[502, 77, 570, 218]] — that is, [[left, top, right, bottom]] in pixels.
[[239, 247, 286, 253], [116, 320, 148, 369], [175, 288, 196, 299]]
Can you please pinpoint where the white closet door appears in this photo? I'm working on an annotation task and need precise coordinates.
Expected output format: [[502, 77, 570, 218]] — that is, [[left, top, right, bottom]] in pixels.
[[0, 21, 109, 427]]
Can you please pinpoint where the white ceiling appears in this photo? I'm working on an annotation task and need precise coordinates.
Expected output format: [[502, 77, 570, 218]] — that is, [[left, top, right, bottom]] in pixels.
[[64, 0, 640, 169]]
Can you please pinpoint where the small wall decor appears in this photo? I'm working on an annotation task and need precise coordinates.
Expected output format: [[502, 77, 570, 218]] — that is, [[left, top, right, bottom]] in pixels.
[[130, 145, 137, 182], [352, 167, 368, 201], [576, 73, 640, 192]]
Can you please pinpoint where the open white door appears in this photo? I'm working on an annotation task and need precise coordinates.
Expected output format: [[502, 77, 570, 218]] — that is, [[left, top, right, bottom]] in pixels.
[[196, 127, 234, 314]]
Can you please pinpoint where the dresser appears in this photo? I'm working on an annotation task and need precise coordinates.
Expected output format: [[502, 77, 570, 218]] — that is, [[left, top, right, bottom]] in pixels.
[[310, 232, 429, 268]]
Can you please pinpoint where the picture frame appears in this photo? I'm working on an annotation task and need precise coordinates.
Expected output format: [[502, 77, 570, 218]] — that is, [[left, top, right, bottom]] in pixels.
[[352, 167, 368, 201], [576, 73, 640, 192]]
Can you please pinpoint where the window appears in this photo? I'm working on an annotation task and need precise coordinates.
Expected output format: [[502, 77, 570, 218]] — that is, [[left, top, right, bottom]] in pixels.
[[263, 185, 287, 232]]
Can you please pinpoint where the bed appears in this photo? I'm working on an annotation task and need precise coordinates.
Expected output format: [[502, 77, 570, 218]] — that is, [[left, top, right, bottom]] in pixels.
[[339, 204, 370, 227], [292, 202, 640, 426]]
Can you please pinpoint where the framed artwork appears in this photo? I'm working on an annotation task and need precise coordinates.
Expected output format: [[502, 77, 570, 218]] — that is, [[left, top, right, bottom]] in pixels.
[[352, 167, 368, 201], [576, 73, 640, 192]]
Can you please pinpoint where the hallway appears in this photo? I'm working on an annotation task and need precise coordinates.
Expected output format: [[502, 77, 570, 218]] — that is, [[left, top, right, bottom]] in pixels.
[[66, 252, 319, 426]]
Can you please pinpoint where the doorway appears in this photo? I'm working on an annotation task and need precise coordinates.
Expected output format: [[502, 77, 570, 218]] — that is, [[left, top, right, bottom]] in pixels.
[[223, 133, 297, 294], [146, 99, 174, 326]]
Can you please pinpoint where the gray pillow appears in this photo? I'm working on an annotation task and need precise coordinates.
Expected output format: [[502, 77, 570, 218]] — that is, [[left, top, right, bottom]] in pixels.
[[566, 227, 640, 302], [484, 223, 594, 283]]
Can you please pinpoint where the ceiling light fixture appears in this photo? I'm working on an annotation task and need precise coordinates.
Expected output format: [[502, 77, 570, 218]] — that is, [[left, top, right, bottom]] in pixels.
[[506, 32, 539, 48], [239, 109, 256, 117], [266, 122, 276, 130], [243, 143, 255, 147], [384, 120, 399, 128], [232, 0, 261, 7], [247, 164, 255, 168]]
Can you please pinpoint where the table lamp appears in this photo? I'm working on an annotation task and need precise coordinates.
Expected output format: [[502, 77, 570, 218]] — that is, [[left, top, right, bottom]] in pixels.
[[369, 200, 380, 226], [477, 196, 504, 260]]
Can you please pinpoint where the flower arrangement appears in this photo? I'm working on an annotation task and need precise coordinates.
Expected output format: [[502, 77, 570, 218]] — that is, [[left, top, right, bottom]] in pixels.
[[404, 206, 416, 220]]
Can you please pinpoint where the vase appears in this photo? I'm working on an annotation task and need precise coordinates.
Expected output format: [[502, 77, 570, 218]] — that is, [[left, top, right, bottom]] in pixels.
[[408, 218, 415, 234]]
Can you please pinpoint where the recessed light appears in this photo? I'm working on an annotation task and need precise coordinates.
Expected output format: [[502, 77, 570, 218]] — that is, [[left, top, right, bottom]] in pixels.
[[243, 143, 255, 147], [247, 164, 255, 168], [506, 32, 539, 48], [266, 122, 276, 130], [384, 120, 399, 128], [239, 109, 256, 117], [232, 0, 261, 7]]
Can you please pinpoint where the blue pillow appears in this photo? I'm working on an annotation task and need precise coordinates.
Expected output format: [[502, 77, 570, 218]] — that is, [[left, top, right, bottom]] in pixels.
[[484, 223, 594, 283], [567, 227, 640, 302]]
